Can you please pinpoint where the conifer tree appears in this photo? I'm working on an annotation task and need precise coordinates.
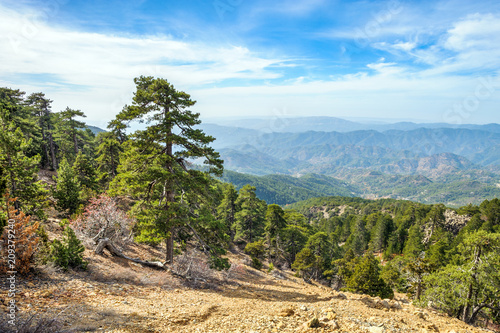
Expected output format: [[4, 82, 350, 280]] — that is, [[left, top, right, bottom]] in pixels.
[[346, 252, 394, 299], [0, 196, 39, 275], [109, 76, 223, 265], [233, 185, 266, 244], [0, 104, 47, 217], [281, 224, 308, 266], [95, 131, 122, 187], [53, 107, 93, 162], [73, 151, 99, 193], [53, 158, 81, 215], [265, 204, 287, 264], [216, 183, 238, 240], [403, 224, 424, 258], [25, 92, 57, 170]]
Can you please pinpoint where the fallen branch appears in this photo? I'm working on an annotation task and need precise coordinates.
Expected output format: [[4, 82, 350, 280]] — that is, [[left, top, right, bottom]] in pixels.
[[93, 238, 187, 279]]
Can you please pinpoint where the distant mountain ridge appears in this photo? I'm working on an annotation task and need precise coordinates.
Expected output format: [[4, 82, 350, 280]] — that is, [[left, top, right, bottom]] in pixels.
[[203, 116, 500, 133], [198, 117, 500, 206]]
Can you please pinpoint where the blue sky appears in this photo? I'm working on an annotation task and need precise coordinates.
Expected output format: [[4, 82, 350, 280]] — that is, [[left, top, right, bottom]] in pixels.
[[1, 0, 500, 128]]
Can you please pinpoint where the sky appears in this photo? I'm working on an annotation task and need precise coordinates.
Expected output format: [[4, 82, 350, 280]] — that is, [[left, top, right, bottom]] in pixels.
[[1, 0, 500, 128]]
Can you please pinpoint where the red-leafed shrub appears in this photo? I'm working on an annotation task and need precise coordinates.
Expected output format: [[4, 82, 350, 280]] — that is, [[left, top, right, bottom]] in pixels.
[[71, 194, 134, 247], [0, 196, 39, 275]]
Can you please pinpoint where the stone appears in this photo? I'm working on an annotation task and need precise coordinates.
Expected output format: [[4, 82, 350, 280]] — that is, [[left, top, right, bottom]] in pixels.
[[368, 326, 385, 333], [279, 308, 295, 317], [389, 301, 402, 310], [303, 317, 321, 328], [326, 310, 337, 320], [426, 323, 439, 331], [332, 293, 347, 300], [414, 311, 427, 320], [328, 320, 340, 330]]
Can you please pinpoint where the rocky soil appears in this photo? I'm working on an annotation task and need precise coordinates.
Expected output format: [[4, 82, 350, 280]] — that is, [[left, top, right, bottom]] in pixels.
[[1, 253, 495, 333], [0, 218, 494, 332]]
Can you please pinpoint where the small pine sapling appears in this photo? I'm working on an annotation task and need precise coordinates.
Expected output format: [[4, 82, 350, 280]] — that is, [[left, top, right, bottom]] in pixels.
[[50, 226, 87, 271]]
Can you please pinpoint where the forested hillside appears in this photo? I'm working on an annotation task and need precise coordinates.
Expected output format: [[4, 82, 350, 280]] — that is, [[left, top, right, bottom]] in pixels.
[[1, 81, 499, 331]]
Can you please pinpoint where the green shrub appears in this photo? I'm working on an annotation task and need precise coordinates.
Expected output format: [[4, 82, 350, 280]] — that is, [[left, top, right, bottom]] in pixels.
[[267, 262, 275, 273], [346, 253, 394, 299], [244, 240, 265, 259], [251, 257, 262, 270], [50, 227, 87, 271]]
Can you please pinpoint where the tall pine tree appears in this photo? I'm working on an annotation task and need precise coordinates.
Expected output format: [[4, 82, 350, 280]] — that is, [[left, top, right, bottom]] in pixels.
[[109, 76, 223, 265]]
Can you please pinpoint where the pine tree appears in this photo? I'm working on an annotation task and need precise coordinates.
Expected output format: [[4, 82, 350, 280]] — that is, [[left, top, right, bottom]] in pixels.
[[420, 231, 500, 325], [370, 215, 394, 252], [403, 224, 424, 258], [0, 103, 47, 218], [281, 224, 308, 267], [53, 107, 93, 163], [0, 195, 40, 275], [25, 92, 58, 170], [233, 185, 266, 244], [95, 131, 122, 187], [50, 226, 87, 271], [347, 216, 369, 256], [109, 76, 223, 265], [53, 158, 81, 215], [216, 183, 238, 241], [265, 204, 287, 264], [346, 252, 394, 299], [73, 151, 99, 193]]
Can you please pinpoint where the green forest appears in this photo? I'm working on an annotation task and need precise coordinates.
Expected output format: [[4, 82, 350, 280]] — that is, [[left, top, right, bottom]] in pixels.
[[1, 77, 499, 329]]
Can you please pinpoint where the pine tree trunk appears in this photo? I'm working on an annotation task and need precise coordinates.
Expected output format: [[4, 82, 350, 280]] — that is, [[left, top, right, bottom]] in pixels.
[[41, 128, 51, 169], [164, 105, 174, 265], [48, 132, 57, 170], [73, 132, 79, 154], [416, 279, 422, 300], [463, 246, 481, 323], [165, 233, 174, 264], [44, 108, 57, 170]]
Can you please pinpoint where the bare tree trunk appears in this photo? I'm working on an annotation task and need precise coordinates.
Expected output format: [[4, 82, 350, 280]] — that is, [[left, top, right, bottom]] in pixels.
[[95, 238, 166, 269]]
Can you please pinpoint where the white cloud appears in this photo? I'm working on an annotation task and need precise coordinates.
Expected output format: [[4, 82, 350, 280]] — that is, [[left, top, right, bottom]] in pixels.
[[0, 4, 287, 126], [1, 3, 499, 127], [445, 13, 500, 51]]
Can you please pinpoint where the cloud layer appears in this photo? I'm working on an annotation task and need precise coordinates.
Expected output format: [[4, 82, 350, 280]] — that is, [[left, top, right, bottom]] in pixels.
[[0, 1, 499, 127]]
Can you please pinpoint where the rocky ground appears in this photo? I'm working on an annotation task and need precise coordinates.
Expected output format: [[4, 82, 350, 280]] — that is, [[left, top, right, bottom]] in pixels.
[[0, 219, 496, 332]]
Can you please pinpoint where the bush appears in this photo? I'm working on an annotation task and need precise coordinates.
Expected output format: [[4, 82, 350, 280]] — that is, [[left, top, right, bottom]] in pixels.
[[251, 256, 263, 270], [71, 194, 133, 247], [50, 227, 87, 271], [0, 196, 39, 275], [267, 262, 275, 273], [244, 240, 265, 259]]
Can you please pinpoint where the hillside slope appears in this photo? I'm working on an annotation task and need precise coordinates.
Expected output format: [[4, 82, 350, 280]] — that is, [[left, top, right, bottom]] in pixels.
[[6, 241, 493, 333]]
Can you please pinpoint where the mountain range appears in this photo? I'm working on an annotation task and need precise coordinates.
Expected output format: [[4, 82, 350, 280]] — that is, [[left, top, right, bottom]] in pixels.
[[199, 117, 500, 207]]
